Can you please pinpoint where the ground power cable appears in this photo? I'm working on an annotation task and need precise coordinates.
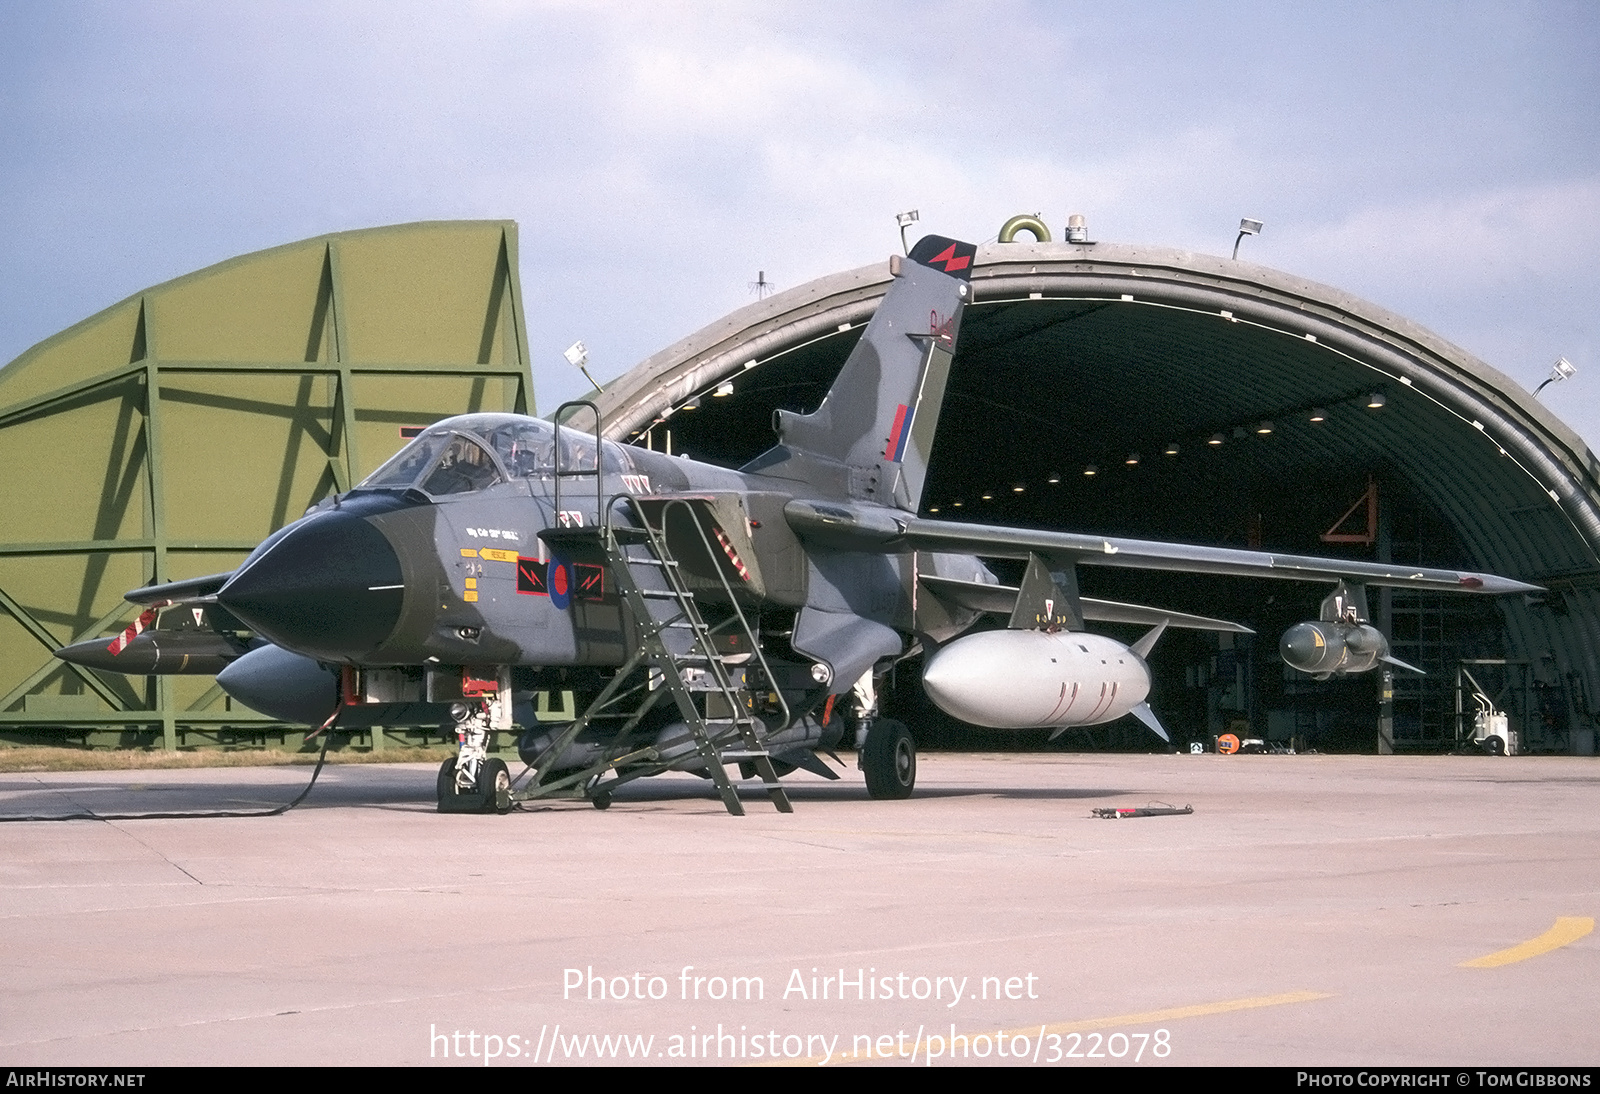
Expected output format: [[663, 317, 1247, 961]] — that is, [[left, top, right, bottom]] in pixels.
[[0, 732, 334, 823]]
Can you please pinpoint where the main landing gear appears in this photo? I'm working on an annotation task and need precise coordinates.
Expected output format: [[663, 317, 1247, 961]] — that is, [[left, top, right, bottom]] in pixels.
[[861, 717, 916, 800]]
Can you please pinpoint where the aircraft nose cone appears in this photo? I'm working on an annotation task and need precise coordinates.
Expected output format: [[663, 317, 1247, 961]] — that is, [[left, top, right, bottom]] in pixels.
[[217, 513, 405, 660], [1279, 623, 1324, 672]]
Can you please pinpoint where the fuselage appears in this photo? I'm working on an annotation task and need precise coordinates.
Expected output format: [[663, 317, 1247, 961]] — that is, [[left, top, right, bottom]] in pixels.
[[213, 411, 1152, 736], [214, 412, 982, 670]]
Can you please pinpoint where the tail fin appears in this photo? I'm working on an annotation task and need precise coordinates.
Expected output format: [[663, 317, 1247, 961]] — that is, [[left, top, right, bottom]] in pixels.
[[747, 235, 975, 512]]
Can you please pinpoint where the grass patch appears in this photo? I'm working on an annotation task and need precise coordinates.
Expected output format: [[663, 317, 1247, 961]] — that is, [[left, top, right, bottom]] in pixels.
[[0, 744, 457, 774]]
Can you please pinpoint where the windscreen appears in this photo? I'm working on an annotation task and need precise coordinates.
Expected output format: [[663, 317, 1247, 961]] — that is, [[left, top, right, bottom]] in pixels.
[[359, 432, 502, 495]]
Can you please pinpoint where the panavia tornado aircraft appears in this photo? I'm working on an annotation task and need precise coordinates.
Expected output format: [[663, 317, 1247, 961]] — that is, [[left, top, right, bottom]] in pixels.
[[57, 235, 1538, 815]]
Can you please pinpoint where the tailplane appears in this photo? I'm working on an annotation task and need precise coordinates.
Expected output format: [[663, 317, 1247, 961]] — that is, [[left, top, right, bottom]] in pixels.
[[743, 235, 975, 512]]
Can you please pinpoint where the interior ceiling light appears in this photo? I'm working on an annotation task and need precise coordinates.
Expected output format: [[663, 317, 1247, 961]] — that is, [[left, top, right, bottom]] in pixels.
[[1084, 465, 1097, 476], [682, 396, 700, 410], [952, 500, 963, 507], [1046, 470, 1062, 484], [1125, 453, 1140, 465], [1208, 433, 1225, 446], [981, 492, 994, 500], [1256, 421, 1274, 434], [1012, 483, 1026, 494], [713, 381, 734, 397], [1164, 442, 1180, 456], [1309, 407, 1328, 423], [1367, 392, 1387, 409]]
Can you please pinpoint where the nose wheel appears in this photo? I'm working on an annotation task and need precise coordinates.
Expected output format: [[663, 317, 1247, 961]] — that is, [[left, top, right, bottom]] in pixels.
[[861, 718, 916, 799], [437, 756, 512, 814]]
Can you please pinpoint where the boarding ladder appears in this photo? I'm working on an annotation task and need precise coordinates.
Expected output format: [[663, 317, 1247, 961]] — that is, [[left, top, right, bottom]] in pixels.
[[511, 402, 791, 816]]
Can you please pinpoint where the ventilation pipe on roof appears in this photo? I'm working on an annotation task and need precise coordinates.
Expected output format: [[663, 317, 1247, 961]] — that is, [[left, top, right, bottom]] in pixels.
[[998, 214, 1051, 243]]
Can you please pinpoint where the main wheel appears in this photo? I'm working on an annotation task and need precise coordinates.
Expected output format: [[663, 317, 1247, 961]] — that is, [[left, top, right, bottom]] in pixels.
[[862, 718, 916, 800]]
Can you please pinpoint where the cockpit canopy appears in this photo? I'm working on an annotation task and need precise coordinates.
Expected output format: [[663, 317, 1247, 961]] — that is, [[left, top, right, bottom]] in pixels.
[[356, 413, 624, 497]]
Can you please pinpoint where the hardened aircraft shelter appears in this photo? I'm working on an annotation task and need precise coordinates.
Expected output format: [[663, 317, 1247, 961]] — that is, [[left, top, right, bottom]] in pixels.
[[0, 221, 532, 749], [596, 227, 1600, 755]]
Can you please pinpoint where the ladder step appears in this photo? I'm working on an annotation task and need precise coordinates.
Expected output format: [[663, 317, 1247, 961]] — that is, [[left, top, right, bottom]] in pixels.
[[626, 557, 679, 568], [639, 589, 693, 600], [718, 750, 770, 760]]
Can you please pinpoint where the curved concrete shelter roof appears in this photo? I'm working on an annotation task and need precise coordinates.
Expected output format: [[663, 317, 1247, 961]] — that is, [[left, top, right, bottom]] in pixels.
[[597, 239, 1600, 746]]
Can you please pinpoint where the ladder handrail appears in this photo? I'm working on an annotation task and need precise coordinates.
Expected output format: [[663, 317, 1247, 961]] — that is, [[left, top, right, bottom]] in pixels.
[[549, 399, 605, 528]]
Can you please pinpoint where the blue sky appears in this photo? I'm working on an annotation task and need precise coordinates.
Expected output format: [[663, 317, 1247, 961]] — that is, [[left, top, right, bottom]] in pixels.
[[2, 2, 1596, 439]]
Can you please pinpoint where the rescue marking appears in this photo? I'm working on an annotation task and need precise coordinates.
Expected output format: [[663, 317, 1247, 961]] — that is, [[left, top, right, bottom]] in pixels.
[[479, 547, 517, 563], [1459, 917, 1594, 967]]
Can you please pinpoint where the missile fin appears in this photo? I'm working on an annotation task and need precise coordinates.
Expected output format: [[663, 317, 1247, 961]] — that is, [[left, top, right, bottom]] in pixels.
[[1381, 653, 1427, 676], [1129, 619, 1170, 659], [779, 749, 842, 780], [1129, 702, 1171, 743]]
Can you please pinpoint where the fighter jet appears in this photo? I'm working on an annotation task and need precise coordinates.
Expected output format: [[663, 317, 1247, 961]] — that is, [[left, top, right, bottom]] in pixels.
[[56, 234, 1539, 814]]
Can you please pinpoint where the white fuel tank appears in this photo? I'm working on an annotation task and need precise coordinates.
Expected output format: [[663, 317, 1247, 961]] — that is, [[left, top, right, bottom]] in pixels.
[[921, 630, 1151, 729]]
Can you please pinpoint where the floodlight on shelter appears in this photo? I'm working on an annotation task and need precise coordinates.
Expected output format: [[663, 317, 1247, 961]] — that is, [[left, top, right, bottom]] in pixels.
[[1535, 356, 1578, 399], [564, 340, 602, 392], [1232, 218, 1263, 260], [896, 209, 920, 254]]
